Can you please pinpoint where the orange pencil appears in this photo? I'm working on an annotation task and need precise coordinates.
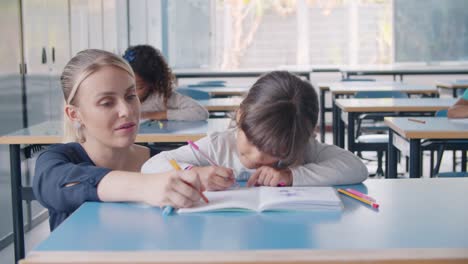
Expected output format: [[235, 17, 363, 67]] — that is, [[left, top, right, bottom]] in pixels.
[[408, 118, 426, 124], [338, 188, 379, 209]]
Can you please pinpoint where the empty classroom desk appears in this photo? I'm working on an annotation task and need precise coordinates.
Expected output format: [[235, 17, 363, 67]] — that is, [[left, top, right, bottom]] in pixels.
[[317, 81, 395, 143], [198, 97, 243, 112], [21, 178, 468, 264], [334, 98, 456, 151], [0, 118, 231, 262], [436, 80, 468, 98], [341, 65, 468, 81], [385, 117, 468, 178], [330, 83, 439, 146]]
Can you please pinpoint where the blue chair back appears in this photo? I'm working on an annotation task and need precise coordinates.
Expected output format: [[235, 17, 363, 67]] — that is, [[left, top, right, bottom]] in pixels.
[[176, 88, 211, 100], [197, 80, 226, 86], [354, 91, 408, 99], [435, 109, 448, 117]]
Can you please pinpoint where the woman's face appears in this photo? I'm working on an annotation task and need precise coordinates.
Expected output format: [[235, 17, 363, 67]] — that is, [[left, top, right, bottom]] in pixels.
[[236, 129, 280, 169], [74, 66, 140, 149], [135, 74, 151, 102]]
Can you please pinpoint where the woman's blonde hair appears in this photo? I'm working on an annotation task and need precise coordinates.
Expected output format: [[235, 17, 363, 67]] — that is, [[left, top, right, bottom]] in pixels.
[[61, 49, 135, 143]]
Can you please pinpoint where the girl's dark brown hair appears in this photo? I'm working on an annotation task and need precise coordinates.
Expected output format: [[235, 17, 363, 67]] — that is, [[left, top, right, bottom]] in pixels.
[[238, 71, 318, 166], [123, 45, 175, 106]]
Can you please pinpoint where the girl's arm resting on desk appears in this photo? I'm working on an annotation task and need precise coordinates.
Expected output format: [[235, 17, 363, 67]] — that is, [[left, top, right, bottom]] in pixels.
[[166, 93, 209, 121], [141, 136, 213, 173], [290, 142, 368, 186], [141, 134, 233, 190]]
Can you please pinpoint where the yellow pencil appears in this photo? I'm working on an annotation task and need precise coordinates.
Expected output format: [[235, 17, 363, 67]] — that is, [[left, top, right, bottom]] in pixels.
[[338, 189, 379, 209]]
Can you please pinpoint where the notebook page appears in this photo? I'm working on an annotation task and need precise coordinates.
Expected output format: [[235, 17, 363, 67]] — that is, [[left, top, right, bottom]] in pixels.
[[178, 187, 260, 213], [258, 187, 342, 211]]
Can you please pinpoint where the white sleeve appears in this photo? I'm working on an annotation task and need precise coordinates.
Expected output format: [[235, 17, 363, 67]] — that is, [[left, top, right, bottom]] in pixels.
[[289, 141, 368, 186], [166, 93, 209, 121], [141, 136, 213, 173]]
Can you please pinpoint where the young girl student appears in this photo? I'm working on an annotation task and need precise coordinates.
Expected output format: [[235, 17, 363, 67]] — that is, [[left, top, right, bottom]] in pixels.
[[123, 45, 209, 121], [142, 71, 368, 190], [33, 49, 204, 230]]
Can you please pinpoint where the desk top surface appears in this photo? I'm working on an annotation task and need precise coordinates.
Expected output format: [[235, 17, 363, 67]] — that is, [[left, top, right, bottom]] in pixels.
[[340, 65, 468, 74], [316, 81, 396, 90], [0, 119, 231, 145], [198, 97, 243, 111], [186, 86, 250, 96], [436, 80, 468, 89], [34, 178, 468, 252], [385, 117, 468, 139], [329, 83, 438, 94], [335, 98, 456, 112]]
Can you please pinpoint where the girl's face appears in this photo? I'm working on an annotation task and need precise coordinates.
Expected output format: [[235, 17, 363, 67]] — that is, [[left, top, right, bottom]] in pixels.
[[72, 66, 140, 149], [236, 129, 281, 169], [135, 74, 151, 102]]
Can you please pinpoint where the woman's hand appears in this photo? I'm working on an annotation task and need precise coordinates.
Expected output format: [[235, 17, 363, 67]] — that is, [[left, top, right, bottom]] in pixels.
[[191, 166, 235, 191], [142, 170, 203, 208], [247, 166, 293, 187]]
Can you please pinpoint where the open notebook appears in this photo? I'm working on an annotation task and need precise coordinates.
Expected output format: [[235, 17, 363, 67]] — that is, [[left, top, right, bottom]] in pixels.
[[178, 186, 343, 213]]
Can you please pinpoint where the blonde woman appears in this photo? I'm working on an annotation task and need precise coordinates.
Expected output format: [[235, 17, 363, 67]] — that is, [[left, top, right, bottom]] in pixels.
[[33, 49, 203, 230]]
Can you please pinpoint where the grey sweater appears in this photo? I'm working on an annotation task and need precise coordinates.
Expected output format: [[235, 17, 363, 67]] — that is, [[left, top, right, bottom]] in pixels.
[[142, 128, 368, 186]]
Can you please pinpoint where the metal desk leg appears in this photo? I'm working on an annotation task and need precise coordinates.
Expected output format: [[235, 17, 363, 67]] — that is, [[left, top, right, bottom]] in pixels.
[[10, 144, 25, 262], [462, 151, 467, 172], [347, 112, 355, 152], [387, 130, 397, 179], [337, 106, 345, 148], [409, 139, 422, 178], [320, 89, 326, 143], [332, 98, 338, 146]]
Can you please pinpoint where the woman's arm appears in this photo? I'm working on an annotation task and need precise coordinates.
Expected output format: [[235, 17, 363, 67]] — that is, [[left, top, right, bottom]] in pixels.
[[34, 147, 202, 213]]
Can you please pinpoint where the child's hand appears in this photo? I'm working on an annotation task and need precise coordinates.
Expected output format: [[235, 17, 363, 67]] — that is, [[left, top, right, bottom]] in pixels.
[[191, 166, 235, 191], [142, 170, 202, 208], [247, 166, 293, 187]]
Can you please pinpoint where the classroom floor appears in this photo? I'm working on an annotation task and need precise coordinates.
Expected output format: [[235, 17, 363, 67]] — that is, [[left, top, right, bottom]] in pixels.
[[0, 131, 463, 264]]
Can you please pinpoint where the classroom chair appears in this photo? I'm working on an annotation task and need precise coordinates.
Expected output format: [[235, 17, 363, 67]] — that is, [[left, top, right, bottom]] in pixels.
[[176, 87, 211, 100], [353, 91, 408, 176], [424, 109, 468, 177], [197, 80, 226, 86]]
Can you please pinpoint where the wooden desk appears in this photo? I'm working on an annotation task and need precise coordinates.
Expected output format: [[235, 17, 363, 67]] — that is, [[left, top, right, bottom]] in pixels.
[[187, 86, 249, 97], [0, 118, 231, 263], [22, 178, 468, 264], [341, 65, 468, 81], [436, 80, 468, 97], [174, 67, 312, 81], [330, 83, 439, 146], [385, 117, 468, 178], [316, 81, 395, 143], [198, 97, 242, 112], [334, 98, 456, 152]]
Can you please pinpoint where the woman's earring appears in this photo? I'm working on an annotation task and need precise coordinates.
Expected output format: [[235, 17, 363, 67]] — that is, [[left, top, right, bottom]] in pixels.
[[73, 121, 82, 129]]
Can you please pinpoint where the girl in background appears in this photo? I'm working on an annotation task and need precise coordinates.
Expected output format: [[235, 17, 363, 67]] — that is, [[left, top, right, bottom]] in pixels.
[[123, 45, 209, 121]]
